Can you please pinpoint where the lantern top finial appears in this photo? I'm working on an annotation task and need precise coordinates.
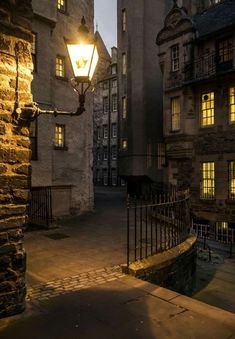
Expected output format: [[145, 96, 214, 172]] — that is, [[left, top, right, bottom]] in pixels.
[[78, 16, 89, 36]]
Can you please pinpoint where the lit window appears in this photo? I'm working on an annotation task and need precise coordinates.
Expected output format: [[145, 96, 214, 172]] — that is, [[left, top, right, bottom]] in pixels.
[[122, 53, 127, 75], [201, 92, 214, 126], [229, 161, 235, 200], [171, 44, 179, 72], [201, 162, 215, 199], [122, 139, 128, 150], [229, 87, 235, 123], [171, 97, 180, 131], [103, 97, 109, 113], [103, 125, 108, 139], [112, 79, 117, 88], [56, 56, 65, 77], [122, 9, 127, 32], [112, 94, 117, 112], [122, 96, 127, 119], [112, 123, 117, 138], [55, 124, 65, 148], [103, 147, 108, 160], [31, 33, 37, 72], [57, 0, 66, 12], [218, 37, 232, 63], [111, 146, 117, 160]]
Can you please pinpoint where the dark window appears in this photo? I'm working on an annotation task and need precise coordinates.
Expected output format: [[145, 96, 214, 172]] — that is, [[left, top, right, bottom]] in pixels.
[[103, 125, 108, 139], [112, 79, 117, 88], [171, 44, 179, 72], [112, 123, 117, 138], [103, 97, 109, 113], [30, 118, 38, 160], [111, 146, 117, 160], [112, 94, 117, 112], [111, 168, 117, 186], [103, 169, 108, 186], [217, 37, 233, 64], [103, 147, 108, 160]]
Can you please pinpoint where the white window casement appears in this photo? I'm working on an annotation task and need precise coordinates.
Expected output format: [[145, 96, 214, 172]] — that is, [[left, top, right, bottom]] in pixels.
[[171, 44, 179, 72], [112, 123, 117, 138], [111, 146, 117, 160], [122, 53, 127, 75], [229, 161, 235, 200], [55, 124, 65, 148], [103, 96, 109, 113], [103, 125, 108, 139], [56, 55, 65, 78], [122, 9, 127, 32], [200, 162, 215, 199], [201, 92, 214, 127], [103, 147, 108, 161], [171, 97, 180, 131], [122, 96, 127, 119], [229, 87, 235, 123], [112, 94, 117, 112]]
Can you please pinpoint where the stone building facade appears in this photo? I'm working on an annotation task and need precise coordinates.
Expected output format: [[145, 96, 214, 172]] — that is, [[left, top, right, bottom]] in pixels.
[[93, 46, 121, 186], [0, 0, 33, 317], [157, 0, 235, 227], [30, 0, 94, 219], [117, 0, 173, 195]]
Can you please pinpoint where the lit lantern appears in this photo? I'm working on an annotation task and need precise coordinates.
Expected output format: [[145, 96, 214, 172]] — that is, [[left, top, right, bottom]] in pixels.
[[66, 16, 99, 114]]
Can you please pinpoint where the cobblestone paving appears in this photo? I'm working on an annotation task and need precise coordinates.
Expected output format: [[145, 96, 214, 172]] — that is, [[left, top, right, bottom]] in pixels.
[[26, 265, 125, 302]]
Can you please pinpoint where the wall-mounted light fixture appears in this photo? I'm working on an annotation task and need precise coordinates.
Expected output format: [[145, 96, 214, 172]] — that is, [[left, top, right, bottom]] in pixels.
[[14, 16, 99, 122]]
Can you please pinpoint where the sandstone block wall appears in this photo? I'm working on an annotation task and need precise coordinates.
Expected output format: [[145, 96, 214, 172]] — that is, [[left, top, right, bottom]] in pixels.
[[0, 1, 33, 318]]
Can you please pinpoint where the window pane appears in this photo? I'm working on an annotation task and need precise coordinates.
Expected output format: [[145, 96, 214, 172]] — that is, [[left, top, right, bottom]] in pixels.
[[201, 92, 214, 126], [122, 9, 126, 32], [201, 162, 215, 199], [171, 45, 179, 72], [122, 96, 127, 119], [112, 94, 117, 112], [122, 53, 127, 75], [229, 161, 235, 200], [230, 87, 235, 123], [55, 124, 65, 148], [58, 0, 66, 11], [56, 56, 65, 77], [171, 97, 180, 131]]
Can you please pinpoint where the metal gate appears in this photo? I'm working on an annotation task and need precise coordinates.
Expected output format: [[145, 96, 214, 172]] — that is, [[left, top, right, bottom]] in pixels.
[[27, 187, 53, 227]]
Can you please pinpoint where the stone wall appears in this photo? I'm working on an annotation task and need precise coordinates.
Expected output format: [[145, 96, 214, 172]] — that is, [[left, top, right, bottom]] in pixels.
[[125, 234, 197, 295], [0, 0, 33, 317]]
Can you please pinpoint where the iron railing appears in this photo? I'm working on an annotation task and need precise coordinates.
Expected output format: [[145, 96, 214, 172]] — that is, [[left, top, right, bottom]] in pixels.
[[193, 222, 235, 257], [184, 48, 235, 82], [27, 186, 53, 227], [126, 189, 191, 267]]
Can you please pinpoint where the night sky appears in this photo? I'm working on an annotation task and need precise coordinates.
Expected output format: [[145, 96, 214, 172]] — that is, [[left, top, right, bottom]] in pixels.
[[94, 0, 117, 54]]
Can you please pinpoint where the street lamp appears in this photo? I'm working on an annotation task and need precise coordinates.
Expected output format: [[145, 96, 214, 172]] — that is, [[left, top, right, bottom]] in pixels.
[[67, 16, 99, 115]]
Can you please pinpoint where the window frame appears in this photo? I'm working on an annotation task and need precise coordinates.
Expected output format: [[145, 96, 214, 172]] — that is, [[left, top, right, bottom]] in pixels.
[[171, 44, 179, 72], [54, 124, 66, 149], [200, 162, 215, 200], [31, 32, 37, 72], [112, 94, 118, 112], [57, 0, 67, 13], [122, 96, 127, 119], [229, 87, 235, 124], [122, 53, 127, 75], [103, 96, 109, 113], [55, 55, 66, 78], [111, 145, 117, 160], [201, 92, 215, 127], [122, 9, 127, 32], [103, 147, 108, 161], [217, 36, 233, 64], [111, 123, 117, 138], [171, 97, 181, 131], [228, 161, 235, 200], [103, 125, 108, 139]]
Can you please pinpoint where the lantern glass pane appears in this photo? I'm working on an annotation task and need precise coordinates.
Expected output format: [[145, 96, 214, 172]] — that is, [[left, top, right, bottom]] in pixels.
[[67, 44, 98, 80]]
